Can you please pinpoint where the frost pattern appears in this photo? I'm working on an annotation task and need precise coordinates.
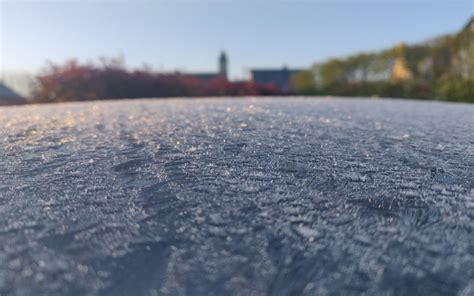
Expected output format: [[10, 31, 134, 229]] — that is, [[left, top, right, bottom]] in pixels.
[[0, 98, 473, 296]]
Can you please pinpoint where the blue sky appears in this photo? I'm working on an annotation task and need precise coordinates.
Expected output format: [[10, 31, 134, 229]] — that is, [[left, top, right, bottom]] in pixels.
[[1, 0, 472, 79]]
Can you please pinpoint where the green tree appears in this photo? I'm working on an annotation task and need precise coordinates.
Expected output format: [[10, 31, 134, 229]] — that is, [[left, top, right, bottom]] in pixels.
[[291, 70, 317, 95]]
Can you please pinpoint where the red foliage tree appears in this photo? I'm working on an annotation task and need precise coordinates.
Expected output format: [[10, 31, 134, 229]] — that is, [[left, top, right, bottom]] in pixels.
[[33, 59, 282, 103]]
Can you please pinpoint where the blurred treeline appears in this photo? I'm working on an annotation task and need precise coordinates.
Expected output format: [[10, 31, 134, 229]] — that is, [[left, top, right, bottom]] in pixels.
[[292, 18, 474, 103], [32, 58, 281, 103]]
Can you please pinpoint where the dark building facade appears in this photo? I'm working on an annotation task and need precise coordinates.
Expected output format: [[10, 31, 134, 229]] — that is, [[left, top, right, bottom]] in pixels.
[[249, 67, 302, 92]]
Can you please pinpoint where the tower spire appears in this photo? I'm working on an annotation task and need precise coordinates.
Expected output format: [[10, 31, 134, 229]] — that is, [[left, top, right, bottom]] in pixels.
[[219, 51, 228, 79]]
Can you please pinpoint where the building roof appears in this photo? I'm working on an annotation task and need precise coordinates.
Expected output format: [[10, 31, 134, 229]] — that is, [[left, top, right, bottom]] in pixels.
[[0, 82, 25, 105]]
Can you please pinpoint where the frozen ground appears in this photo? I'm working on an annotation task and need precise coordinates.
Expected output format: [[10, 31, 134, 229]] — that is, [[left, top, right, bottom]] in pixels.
[[0, 97, 473, 296]]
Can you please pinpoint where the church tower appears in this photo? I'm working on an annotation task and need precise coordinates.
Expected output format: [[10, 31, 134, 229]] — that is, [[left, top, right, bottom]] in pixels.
[[219, 51, 228, 79]]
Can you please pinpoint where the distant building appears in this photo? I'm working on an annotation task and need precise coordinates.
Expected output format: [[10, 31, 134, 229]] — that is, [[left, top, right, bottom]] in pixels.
[[185, 52, 302, 92], [249, 67, 302, 92], [189, 51, 228, 83], [0, 81, 25, 106]]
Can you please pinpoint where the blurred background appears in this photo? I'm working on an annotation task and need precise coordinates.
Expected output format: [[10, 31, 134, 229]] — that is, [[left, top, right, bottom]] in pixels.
[[0, 0, 473, 105]]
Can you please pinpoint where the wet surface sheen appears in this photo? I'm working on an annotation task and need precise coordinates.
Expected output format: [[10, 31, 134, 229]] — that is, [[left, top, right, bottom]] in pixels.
[[0, 98, 473, 296]]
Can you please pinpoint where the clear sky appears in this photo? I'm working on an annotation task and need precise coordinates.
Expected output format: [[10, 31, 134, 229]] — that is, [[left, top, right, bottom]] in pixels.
[[1, 0, 472, 80]]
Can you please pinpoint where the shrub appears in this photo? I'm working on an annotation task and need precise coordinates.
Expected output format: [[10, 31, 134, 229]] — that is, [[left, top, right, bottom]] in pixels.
[[32, 59, 282, 103]]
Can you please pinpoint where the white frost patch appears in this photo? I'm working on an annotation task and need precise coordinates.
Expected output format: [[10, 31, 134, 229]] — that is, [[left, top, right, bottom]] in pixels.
[[400, 190, 421, 198], [294, 225, 319, 241]]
